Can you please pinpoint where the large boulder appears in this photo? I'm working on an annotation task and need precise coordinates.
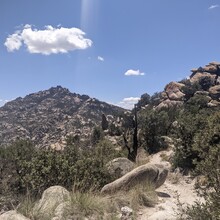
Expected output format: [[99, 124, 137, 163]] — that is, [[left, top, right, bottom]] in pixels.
[[106, 157, 135, 178], [203, 64, 218, 73], [209, 85, 220, 100], [164, 82, 185, 101], [0, 210, 30, 220], [190, 72, 216, 84], [33, 185, 71, 219], [156, 99, 183, 110], [101, 164, 168, 194]]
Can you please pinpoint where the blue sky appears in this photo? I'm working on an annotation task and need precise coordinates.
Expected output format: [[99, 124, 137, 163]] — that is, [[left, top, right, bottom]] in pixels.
[[1, 0, 220, 109]]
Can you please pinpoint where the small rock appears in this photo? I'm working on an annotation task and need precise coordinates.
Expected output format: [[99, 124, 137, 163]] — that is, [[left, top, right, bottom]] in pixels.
[[120, 206, 133, 220], [0, 210, 30, 220]]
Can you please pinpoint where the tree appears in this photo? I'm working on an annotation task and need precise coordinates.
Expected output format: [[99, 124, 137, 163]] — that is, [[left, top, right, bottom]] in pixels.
[[183, 112, 220, 219], [91, 126, 104, 146], [101, 114, 108, 130], [123, 105, 138, 162]]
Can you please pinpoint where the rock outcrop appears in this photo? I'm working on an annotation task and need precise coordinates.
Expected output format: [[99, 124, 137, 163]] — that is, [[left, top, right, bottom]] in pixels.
[[0, 86, 125, 148], [33, 185, 71, 219], [101, 164, 168, 194], [0, 210, 30, 220], [138, 61, 220, 110], [106, 157, 135, 178]]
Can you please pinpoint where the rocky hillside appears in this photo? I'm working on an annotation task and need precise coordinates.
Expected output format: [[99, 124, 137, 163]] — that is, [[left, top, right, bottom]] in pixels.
[[0, 86, 125, 148], [137, 61, 220, 110]]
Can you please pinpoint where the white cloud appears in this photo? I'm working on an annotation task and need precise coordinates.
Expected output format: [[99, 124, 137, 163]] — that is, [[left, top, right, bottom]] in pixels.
[[118, 97, 140, 109], [4, 24, 92, 55], [4, 32, 22, 52], [98, 56, 104, 61], [208, 5, 219, 9], [124, 69, 145, 76]]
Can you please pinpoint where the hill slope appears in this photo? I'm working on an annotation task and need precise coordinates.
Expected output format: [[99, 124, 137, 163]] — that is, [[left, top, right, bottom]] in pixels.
[[0, 86, 125, 148]]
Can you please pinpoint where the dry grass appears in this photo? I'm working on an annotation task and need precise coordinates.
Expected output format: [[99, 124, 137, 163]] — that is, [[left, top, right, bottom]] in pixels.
[[17, 181, 158, 220]]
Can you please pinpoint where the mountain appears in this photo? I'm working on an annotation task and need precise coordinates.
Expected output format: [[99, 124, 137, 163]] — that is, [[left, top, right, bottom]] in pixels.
[[137, 61, 220, 110], [0, 86, 126, 148]]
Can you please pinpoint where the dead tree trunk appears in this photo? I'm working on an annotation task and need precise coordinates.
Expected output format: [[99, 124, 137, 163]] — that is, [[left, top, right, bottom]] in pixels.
[[123, 104, 138, 162]]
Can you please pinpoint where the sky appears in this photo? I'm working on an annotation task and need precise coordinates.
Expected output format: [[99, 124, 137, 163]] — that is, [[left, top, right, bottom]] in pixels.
[[1, 0, 220, 109]]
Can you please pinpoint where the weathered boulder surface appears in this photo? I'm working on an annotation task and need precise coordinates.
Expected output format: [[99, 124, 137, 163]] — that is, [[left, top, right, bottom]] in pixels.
[[164, 82, 185, 101], [33, 185, 71, 219], [209, 85, 220, 99], [0, 210, 30, 220], [52, 201, 72, 220], [190, 72, 216, 84], [101, 164, 168, 194], [156, 99, 183, 110], [106, 157, 135, 178]]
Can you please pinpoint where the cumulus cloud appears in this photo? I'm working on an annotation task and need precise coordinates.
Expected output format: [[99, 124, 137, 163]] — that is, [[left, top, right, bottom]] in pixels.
[[4, 24, 92, 55], [208, 5, 219, 9], [124, 69, 145, 76], [98, 56, 104, 61], [118, 97, 140, 109]]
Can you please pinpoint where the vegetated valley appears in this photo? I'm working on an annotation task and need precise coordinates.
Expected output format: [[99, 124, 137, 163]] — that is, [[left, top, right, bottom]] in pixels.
[[0, 61, 220, 219]]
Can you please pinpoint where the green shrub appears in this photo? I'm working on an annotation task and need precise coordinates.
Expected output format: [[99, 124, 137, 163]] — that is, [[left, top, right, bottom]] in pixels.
[[0, 139, 122, 196]]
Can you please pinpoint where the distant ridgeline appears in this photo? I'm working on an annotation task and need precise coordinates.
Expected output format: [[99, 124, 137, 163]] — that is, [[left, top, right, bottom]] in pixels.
[[0, 86, 125, 148], [137, 61, 220, 110], [1, 61, 220, 149]]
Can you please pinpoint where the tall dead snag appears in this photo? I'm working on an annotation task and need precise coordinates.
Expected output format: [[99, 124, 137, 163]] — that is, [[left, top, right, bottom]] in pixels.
[[123, 104, 138, 162], [132, 104, 138, 161]]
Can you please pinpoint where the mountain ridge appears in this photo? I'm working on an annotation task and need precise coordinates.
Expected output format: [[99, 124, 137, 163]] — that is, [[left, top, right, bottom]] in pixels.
[[0, 86, 126, 148]]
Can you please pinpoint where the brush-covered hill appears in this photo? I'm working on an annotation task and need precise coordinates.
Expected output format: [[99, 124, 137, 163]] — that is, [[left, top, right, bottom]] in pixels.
[[0, 86, 126, 148]]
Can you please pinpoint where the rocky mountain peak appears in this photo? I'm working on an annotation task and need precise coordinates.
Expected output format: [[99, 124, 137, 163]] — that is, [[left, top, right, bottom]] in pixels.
[[0, 87, 125, 148]]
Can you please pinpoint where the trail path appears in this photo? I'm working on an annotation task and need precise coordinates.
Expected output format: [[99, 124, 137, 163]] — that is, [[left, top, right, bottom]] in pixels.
[[137, 150, 203, 220]]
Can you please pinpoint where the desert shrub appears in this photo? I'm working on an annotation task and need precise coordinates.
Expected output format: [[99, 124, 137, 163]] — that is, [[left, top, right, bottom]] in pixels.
[[179, 112, 220, 219], [181, 80, 201, 101], [198, 76, 215, 91], [91, 126, 104, 145], [142, 108, 178, 154], [0, 139, 122, 196], [136, 93, 151, 110], [0, 140, 35, 194], [172, 94, 213, 170]]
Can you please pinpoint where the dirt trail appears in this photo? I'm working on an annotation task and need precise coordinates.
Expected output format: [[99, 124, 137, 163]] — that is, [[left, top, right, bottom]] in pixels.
[[137, 150, 202, 220]]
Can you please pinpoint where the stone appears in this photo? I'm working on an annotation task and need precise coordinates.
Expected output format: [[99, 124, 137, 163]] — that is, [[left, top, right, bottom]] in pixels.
[[0, 210, 30, 220], [190, 68, 198, 73], [156, 100, 183, 110], [106, 157, 135, 178], [195, 91, 209, 96], [160, 136, 174, 149], [52, 201, 71, 220], [190, 72, 216, 84], [209, 61, 220, 66], [164, 82, 185, 101], [203, 65, 218, 73], [120, 206, 133, 220], [101, 164, 168, 194], [209, 85, 220, 99], [33, 185, 71, 219], [208, 100, 220, 107]]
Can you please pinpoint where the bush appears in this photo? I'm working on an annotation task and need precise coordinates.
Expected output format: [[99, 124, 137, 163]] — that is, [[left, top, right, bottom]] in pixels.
[[142, 108, 177, 154], [179, 112, 220, 219], [0, 139, 123, 196]]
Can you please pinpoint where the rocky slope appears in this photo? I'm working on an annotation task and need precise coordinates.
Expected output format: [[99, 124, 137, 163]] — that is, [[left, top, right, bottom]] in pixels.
[[138, 61, 220, 110], [0, 86, 125, 148]]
